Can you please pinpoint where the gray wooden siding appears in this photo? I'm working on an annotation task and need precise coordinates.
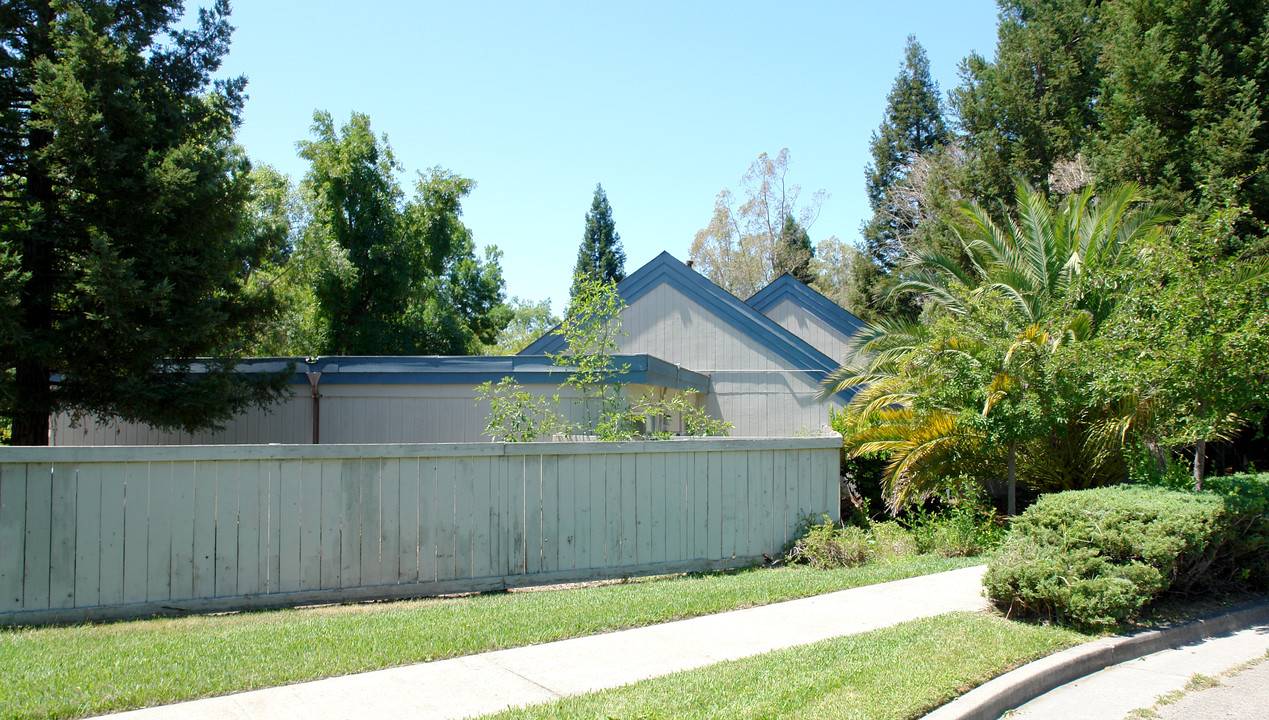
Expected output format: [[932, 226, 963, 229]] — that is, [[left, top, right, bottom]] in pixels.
[[621, 283, 841, 436], [0, 437, 841, 624], [763, 298, 852, 365], [52, 395, 313, 446], [50, 385, 695, 446]]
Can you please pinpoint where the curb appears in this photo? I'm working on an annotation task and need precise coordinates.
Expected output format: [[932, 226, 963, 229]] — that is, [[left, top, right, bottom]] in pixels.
[[922, 600, 1269, 720]]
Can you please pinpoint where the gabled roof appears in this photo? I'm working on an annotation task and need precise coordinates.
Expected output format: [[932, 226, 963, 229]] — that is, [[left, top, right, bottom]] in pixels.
[[746, 273, 868, 341], [519, 252, 855, 400]]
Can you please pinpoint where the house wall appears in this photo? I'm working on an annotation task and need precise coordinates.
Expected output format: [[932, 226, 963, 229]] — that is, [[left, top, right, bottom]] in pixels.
[[620, 284, 841, 436], [761, 298, 853, 365], [52, 394, 314, 446], [0, 436, 841, 625], [51, 384, 699, 446]]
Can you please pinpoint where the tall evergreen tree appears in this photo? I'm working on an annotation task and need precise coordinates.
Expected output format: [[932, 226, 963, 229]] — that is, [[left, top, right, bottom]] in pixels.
[[777, 213, 816, 285], [0, 0, 288, 445], [948, 0, 1269, 226], [570, 183, 625, 300], [951, 0, 1104, 207], [861, 36, 949, 271], [1092, 0, 1269, 221]]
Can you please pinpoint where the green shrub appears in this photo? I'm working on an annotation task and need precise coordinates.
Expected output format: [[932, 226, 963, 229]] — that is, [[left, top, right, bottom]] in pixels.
[[1201, 473, 1269, 583], [983, 479, 1269, 630], [869, 521, 918, 560], [904, 485, 1005, 558], [785, 517, 872, 569]]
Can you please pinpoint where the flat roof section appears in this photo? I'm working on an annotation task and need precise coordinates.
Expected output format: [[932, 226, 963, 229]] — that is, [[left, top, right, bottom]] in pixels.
[[221, 355, 711, 393]]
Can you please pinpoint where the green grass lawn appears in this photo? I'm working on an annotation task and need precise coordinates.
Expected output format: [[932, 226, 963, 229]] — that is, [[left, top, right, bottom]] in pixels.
[[0, 555, 979, 720], [483, 612, 1090, 720]]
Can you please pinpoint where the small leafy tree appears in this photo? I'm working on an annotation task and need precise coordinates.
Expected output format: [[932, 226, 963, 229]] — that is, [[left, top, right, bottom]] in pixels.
[[554, 275, 634, 439], [631, 392, 733, 439], [474, 378, 561, 442], [1086, 199, 1269, 488], [477, 274, 729, 441], [484, 298, 559, 355]]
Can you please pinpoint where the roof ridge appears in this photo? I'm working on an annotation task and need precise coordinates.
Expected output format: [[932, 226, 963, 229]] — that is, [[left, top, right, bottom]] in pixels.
[[518, 252, 855, 400], [746, 273, 867, 338]]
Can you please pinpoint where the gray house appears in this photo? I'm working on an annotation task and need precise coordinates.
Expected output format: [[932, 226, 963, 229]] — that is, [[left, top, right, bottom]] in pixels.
[[51, 253, 865, 445], [522, 252, 863, 437]]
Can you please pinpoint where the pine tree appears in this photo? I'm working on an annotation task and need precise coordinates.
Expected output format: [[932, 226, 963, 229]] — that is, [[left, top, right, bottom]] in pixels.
[[1092, 0, 1269, 221], [777, 214, 816, 285], [950, 0, 1104, 207], [861, 36, 949, 271], [570, 184, 626, 300], [0, 0, 288, 445]]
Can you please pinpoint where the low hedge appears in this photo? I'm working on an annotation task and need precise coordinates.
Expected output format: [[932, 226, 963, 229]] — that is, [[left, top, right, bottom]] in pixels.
[[983, 474, 1269, 630]]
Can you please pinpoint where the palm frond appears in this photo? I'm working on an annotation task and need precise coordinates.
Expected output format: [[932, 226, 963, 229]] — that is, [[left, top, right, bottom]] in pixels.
[[1016, 182, 1059, 291], [903, 248, 978, 289], [882, 411, 979, 508], [1057, 310, 1094, 346], [888, 277, 967, 314], [983, 371, 1017, 415], [977, 278, 1040, 322], [1229, 256, 1269, 287]]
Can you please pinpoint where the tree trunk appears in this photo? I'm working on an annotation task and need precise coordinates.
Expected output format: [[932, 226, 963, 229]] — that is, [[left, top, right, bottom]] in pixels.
[[1007, 440, 1018, 516], [1193, 438, 1207, 491], [8, 5, 56, 448], [1146, 439, 1168, 478], [10, 412, 50, 446], [11, 359, 51, 446]]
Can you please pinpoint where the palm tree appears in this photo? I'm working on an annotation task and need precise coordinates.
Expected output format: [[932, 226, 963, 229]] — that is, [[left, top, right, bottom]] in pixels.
[[895, 182, 1166, 324], [823, 183, 1168, 512]]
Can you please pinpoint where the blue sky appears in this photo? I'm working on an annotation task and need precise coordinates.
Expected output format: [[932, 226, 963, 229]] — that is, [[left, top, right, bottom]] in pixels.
[[212, 1, 1001, 315]]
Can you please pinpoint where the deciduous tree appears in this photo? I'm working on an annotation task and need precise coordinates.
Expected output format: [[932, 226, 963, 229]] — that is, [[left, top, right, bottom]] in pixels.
[[485, 298, 558, 355], [690, 149, 824, 298], [297, 111, 510, 355], [1087, 201, 1269, 487]]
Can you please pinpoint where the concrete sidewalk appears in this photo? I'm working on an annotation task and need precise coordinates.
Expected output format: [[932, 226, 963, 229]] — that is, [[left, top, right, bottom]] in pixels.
[[101, 565, 989, 720]]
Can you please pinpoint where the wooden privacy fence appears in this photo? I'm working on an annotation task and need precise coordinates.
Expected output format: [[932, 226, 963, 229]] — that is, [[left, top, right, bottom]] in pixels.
[[0, 436, 841, 625]]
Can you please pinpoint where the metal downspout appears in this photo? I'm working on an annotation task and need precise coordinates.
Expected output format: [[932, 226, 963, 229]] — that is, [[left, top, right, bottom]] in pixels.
[[306, 370, 322, 444]]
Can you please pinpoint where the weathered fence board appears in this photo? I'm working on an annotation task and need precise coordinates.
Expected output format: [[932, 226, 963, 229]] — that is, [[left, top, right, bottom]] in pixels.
[[0, 436, 840, 625], [0, 464, 27, 609]]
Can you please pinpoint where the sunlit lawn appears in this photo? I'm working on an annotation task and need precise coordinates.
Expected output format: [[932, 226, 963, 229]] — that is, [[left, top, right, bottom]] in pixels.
[[483, 611, 1090, 720], [0, 555, 979, 720]]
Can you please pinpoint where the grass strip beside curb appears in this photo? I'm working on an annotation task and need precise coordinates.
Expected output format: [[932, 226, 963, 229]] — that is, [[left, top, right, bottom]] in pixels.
[[482, 612, 1090, 720], [0, 556, 978, 720]]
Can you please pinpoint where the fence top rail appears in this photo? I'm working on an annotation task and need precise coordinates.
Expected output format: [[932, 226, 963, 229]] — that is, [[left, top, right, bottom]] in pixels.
[[1, 435, 843, 463]]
